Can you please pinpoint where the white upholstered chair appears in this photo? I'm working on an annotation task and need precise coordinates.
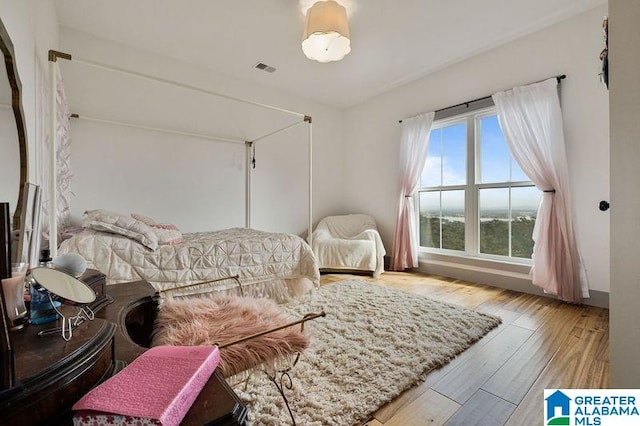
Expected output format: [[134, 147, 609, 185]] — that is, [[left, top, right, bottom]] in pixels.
[[311, 214, 386, 278]]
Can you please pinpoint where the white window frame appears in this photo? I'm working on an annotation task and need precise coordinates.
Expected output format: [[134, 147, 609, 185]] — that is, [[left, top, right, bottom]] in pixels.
[[416, 106, 537, 265]]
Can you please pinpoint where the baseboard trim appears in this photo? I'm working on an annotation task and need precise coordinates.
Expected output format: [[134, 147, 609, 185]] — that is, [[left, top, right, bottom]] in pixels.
[[414, 259, 609, 309]]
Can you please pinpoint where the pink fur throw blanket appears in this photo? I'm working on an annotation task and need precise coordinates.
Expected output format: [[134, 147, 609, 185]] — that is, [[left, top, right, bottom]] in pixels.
[[151, 296, 310, 378]]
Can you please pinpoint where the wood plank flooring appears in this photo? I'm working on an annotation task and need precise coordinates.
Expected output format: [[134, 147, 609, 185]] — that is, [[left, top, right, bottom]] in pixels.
[[320, 271, 609, 426]]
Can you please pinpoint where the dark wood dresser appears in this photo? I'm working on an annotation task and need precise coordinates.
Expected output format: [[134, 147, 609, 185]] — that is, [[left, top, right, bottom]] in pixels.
[[0, 308, 116, 424], [0, 273, 247, 425]]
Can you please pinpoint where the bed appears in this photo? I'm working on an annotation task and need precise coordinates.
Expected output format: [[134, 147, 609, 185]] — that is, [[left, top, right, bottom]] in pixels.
[[58, 210, 320, 303]]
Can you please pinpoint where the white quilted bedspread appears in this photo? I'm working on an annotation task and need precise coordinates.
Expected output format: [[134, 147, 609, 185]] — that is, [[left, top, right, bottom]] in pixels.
[[59, 228, 320, 300]]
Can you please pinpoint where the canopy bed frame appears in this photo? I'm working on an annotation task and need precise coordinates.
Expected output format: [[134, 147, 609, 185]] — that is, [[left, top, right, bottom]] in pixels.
[[41, 51, 322, 423], [46, 50, 314, 258]]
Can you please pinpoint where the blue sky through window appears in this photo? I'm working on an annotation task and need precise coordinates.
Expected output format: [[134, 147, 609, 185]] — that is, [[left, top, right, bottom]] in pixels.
[[480, 115, 529, 183], [420, 122, 466, 187], [480, 116, 510, 183], [442, 124, 466, 185], [420, 114, 539, 213]]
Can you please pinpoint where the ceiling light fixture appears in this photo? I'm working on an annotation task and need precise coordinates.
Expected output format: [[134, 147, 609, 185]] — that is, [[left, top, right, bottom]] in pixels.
[[302, 0, 350, 63]]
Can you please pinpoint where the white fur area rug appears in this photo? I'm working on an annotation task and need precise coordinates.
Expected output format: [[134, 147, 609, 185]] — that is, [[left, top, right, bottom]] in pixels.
[[233, 279, 501, 426]]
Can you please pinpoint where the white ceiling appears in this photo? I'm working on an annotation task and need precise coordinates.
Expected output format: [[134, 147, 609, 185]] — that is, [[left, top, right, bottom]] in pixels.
[[54, 0, 606, 109]]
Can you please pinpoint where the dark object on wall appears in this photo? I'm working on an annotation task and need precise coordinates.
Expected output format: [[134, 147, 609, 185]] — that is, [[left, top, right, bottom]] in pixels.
[[599, 200, 610, 211], [600, 16, 609, 89]]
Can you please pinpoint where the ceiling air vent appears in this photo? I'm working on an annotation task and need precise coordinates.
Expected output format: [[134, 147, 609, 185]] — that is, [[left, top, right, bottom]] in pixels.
[[254, 62, 276, 73]]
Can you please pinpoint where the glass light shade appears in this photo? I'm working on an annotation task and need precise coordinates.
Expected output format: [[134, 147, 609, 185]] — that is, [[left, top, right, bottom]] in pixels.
[[302, 1, 351, 63]]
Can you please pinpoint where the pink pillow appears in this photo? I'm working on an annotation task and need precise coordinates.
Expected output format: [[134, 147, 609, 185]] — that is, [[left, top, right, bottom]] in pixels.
[[154, 227, 184, 245], [131, 213, 184, 245], [131, 212, 160, 226]]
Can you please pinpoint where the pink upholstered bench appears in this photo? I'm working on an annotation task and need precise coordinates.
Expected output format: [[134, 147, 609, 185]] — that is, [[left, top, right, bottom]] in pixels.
[[152, 296, 311, 378]]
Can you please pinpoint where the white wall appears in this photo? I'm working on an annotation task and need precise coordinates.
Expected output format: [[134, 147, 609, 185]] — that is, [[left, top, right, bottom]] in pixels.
[[59, 28, 345, 236], [1, 3, 611, 296], [609, 0, 640, 388], [344, 6, 610, 293]]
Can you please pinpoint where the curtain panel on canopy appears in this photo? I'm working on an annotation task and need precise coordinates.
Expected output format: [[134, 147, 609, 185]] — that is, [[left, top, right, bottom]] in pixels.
[[390, 112, 435, 271], [492, 78, 588, 303], [41, 67, 73, 244], [55, 72, 73, 233]]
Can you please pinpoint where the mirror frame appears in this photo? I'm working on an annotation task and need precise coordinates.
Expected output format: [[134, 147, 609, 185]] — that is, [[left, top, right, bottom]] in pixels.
[[0, 18, 28, 231], [0, 16, 27, 392]]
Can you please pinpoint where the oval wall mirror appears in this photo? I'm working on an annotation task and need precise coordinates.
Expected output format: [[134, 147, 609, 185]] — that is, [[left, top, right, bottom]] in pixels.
[[29, 267, 96, 305], [0, 18, 28, 234]]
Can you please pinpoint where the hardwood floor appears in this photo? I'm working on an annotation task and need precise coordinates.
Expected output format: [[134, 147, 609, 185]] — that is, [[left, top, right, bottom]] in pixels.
[[319, 271, 609, 426]]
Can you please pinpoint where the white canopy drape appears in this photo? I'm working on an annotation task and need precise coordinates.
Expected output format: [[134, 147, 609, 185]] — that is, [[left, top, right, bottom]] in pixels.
[[492, 78, 588, 303], [391, 112, 434, 271], [55, 71, 73, 232], [42, 67, 73, 246]]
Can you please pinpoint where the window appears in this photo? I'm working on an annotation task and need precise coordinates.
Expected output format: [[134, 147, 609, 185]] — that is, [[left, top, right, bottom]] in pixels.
[[417, 108, 541, 261]]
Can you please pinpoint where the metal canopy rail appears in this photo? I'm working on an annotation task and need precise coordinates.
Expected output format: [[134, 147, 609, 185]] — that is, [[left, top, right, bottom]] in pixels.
[[60, 52, 306, 119], [47, 50, 313, 256], [69, 114, 247, 145]]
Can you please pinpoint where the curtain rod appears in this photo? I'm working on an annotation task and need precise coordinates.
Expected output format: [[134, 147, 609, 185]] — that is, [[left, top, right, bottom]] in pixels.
[[398, 74, 566, 123]]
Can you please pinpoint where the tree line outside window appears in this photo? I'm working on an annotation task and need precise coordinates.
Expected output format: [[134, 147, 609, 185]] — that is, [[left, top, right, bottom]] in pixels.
[[417, 108, 541, 260]]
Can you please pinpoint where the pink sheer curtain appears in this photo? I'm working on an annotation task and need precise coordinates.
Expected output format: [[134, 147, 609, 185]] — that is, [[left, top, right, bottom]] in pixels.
[[390, 112, 434, 271], [492, 78, 587, 303]]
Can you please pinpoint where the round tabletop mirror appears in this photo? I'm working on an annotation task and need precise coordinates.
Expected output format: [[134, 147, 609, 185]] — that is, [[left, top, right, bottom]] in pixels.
[[29, 267, 96, 305]]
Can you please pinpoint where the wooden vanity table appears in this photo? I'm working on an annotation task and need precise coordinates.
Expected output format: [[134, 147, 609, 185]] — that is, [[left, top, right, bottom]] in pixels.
[[0, 311, 116, 425], [0, 272, 247, 425]]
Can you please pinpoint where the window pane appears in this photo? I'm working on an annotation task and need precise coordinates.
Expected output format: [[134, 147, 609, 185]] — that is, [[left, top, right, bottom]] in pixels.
[[421, 128, 442, 187], [511, 186, 540, 258], [441, 123, 466, 186], [479, 115, 510, 183], [479, 187, 509, 255], [419, 191, 440, 248], [418, 108, 538, 260], [511, 158, 529, 182], [441, 190, 465, 251]]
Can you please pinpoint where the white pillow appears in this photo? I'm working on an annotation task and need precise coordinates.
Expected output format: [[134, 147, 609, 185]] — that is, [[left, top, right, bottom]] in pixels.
[[83, 209, 158, 251]]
